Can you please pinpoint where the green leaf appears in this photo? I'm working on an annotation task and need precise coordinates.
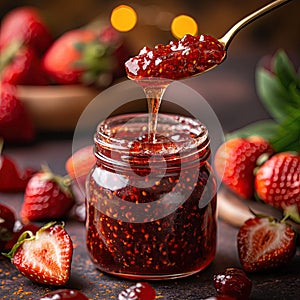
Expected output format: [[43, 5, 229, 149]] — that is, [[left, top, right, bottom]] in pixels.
[[273, 49, 300, 89], [269, 111, 300, 153], [287, 81, 300, 108], [256, 68, 298, 122], [2, 230, 34, 260], [225, 120, 280, 141]]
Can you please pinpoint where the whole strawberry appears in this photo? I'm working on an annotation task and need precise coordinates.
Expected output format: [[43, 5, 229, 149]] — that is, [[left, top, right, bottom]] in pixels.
[[0, 83, 35, 143], [42, 27, 128, 87], [21, 166, 74, 222], [42, 29, 97, 85], [3, 222, 73, 286], [237, 216, 296, 272], [255, 152, 300, 222], [214, 136, 273, 199], [1, 43, 49, 85], [0, 6, 53, 55]]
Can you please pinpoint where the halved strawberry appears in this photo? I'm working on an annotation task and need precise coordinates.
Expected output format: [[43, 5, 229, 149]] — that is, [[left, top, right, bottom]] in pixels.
[[237, 216, 296, 272], [255, 152, 300, 222], [214, 136, 273, 199], [3, 222, 73, 286]]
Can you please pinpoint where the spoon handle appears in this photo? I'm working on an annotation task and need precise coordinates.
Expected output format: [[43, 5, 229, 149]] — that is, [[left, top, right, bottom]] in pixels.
[[219, 0, 292, 48]]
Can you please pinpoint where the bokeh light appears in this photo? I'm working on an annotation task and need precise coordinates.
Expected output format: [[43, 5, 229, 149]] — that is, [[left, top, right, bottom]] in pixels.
[[171, 15, 198, 39], [110, 5, 137, 32]]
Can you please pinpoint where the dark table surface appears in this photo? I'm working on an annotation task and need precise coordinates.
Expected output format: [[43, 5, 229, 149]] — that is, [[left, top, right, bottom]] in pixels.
[[1, 53, 300, 299]]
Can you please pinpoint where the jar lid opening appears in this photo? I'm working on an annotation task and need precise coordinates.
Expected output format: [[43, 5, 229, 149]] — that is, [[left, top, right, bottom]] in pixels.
[[95, 113, 208, 155]]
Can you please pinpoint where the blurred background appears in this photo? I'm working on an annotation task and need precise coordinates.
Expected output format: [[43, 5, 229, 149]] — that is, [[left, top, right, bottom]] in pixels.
[[1, 0, 299, 133], [1, 0, 299, 54]]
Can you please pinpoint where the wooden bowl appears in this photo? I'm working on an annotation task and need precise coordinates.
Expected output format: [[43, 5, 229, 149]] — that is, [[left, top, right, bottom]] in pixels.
[[17, 85, 99, 131]]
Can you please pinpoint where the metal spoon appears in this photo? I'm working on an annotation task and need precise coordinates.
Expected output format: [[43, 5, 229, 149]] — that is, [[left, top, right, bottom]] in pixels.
[[197, 0, 293, 76], [219, 0, 292, 50]]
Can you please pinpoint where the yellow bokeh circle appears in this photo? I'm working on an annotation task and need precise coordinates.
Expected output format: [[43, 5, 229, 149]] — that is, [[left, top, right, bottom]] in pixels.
[[110, 5, 137, 32], [171, 15, 198, 39]]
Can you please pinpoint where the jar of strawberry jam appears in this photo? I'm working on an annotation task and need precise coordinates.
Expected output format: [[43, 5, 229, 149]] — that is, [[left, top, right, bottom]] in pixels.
[[86, 113, 217, 280]]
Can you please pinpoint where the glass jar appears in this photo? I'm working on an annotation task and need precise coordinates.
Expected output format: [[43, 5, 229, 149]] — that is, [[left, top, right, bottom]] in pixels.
[[86, 113, 217, 280]]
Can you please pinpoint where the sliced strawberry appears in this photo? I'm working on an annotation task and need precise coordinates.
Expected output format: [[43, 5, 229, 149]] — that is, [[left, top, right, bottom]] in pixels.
[[0, 83, 35, 143], [255, 152, 300, 222], [237, 216, 296, 272], [3, 222, 73, 286], [214, 136, 273, 199], [0, 6, 53, 55], [21, 166, 74, 222]]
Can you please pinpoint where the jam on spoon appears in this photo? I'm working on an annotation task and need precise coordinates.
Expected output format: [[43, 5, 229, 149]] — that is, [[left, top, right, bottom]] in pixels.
[[125, 0, 291, 141], [125, 34, 225, 81], [125, 0, 291, 81]]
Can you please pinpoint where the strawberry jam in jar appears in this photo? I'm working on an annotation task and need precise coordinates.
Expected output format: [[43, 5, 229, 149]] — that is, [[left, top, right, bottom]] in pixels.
[[86, 113, 217, 279]]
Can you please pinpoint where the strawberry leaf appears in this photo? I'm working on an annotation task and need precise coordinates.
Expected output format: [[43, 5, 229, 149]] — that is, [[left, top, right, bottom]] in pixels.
[[256, 50, 300, 124], [256, 68, 297, 123], [269, 111, 300, 153], [225, 120, 280, 141], [273, 49, 300, 90]]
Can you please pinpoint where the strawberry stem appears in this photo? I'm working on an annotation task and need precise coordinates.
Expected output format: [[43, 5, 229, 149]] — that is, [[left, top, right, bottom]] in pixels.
[[2, 230, 34, 260], [283, 204, 300, 224]]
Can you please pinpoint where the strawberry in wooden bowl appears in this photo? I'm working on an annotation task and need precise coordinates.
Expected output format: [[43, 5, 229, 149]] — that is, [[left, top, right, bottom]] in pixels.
[[0, 6, 131, 133]]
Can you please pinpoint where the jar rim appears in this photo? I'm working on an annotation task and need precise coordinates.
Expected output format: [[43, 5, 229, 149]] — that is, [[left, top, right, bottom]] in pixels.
[[95, 113, 208, 154]]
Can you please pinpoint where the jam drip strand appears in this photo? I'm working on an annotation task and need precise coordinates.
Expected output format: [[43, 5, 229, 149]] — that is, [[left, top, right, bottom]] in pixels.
[[143, 84, 167, 143]]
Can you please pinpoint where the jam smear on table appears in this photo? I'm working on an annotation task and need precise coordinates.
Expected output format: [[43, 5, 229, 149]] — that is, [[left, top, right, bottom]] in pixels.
[[118, 282, 156, 300], [86, 115, 217, 279], [125, 34, 225, 80], [39, 289, 88, 300]]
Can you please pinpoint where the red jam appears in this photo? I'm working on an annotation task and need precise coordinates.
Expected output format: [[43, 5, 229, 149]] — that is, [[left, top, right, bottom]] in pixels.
[[118, 282, 156, 300], [39, 289, 88, 300], [125, 34, 225, 80], [86, 113, 217, 279]]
